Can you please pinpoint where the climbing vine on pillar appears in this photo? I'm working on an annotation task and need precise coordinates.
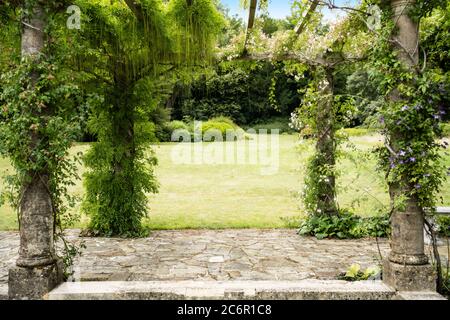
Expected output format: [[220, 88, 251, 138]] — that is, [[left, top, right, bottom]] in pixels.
[[369, 8, 448, 215], [0, 0, 85, 277], [298, 67, 340, 216]]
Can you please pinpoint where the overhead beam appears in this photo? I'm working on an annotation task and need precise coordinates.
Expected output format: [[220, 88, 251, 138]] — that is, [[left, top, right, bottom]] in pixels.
[[294, 0, 319, 35], [243, 0, 258, 52], [247, 0, 258, 30]]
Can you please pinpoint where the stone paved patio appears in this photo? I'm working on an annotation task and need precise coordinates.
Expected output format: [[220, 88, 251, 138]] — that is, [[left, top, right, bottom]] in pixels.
[[1, 229, 391, 284], [0, 229, 447, 287]]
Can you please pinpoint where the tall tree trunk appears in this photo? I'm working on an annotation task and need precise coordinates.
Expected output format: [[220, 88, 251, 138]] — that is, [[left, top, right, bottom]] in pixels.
[[315, 67, 338, 216]]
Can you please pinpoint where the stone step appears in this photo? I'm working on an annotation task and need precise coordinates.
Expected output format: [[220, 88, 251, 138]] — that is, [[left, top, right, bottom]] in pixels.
[[48, 280, 396, 300]]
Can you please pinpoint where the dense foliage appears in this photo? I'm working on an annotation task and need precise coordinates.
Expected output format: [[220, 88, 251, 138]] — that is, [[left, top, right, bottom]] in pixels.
[[298, 210, 390, 239], [168, 61, 304, 126], [161, 116, 244, 142], [71, 0, 224, 236]]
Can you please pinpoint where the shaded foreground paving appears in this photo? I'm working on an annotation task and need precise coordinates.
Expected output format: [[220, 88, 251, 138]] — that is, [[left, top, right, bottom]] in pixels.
[[1, 229, 448, 286]]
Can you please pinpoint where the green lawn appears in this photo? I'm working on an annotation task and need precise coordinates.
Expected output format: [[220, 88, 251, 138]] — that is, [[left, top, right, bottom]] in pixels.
[[1, 132, 449, 230]]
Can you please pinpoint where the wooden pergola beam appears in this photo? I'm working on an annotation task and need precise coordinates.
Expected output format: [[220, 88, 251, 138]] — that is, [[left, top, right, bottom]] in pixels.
[[243, 0, 258, 51], [294, 0, 319, 35], [247, 0, 258, 30]]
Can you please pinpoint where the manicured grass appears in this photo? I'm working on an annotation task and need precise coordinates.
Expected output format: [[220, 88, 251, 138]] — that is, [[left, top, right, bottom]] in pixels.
[[1, 132, 449, 230]]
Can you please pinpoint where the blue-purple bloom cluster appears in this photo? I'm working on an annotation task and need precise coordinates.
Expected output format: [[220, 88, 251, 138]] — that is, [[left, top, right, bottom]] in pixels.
[[389, 146, 421, 169]]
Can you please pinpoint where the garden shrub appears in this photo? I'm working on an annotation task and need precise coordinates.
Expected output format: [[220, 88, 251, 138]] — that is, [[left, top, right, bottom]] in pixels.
[[161, 120, 191, 142], [352, 214, 391, 238], [298, 211, 359, 239], [201, 117, 243, 141], [160, 117, 244, 142], [298, 211, 390, 239]]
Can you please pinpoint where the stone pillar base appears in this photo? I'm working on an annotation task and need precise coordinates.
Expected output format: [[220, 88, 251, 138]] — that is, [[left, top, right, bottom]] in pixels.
[[8, 260, 63, 300], [383, 259, 436, 292]]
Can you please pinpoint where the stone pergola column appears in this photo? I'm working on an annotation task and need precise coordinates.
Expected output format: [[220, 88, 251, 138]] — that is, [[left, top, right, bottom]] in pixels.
[[315, 66, 338, 216], [8, 3, 63, 300], [382, 0, 435, 292]]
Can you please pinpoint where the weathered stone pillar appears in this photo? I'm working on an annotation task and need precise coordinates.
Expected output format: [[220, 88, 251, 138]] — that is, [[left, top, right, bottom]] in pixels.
[[383, 0, 435, 292], [8, 3, 63, 300]]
